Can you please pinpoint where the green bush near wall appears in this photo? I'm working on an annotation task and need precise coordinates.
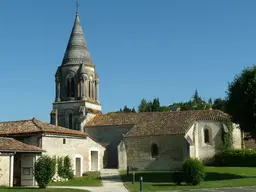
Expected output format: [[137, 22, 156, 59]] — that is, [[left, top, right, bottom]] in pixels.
[[172, 158, 205, 186], [34, 155, 56, 188], [214, 149, 256, 167]]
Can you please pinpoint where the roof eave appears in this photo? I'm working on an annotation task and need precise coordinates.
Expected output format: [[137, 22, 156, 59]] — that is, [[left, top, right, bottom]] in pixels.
[[0, 149, 45, 153]]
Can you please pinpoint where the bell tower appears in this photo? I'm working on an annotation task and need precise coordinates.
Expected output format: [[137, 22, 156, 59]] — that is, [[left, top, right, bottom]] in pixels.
[[50, 12, 101, 131]]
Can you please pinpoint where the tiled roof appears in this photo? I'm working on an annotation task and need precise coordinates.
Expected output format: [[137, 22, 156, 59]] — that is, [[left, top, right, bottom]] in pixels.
[[0, 118, 88, 137], [0, 137, 44, 152], [86, 110, 230, 137]]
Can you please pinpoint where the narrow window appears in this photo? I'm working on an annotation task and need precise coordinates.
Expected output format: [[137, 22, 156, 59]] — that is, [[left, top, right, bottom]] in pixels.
[[67, 78, 75, 97], [69, 113, 73, 129], [88, 81, 91, 98], [70, 78, 75, 97], [63, 138, 66, 144], [204, 129, 210, 143], [151, 143, 159, 158], [67, 79, 70, 97], [77, 83, 80, 97]]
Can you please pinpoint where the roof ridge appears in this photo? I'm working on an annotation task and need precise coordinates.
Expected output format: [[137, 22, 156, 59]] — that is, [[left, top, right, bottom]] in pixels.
[[106, 109, 225, 114], [31, 118, 44, 130], [0, 119, 33, 123]]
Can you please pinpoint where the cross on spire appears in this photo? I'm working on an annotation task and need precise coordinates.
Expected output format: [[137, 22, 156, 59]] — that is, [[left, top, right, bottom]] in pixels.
[[76, 0, 79, 13]]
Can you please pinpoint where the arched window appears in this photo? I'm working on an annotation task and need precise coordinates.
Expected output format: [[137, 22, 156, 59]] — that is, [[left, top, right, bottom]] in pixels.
[[68, 113, 73, 129], [204, 129, 210, 144], [151, 143, 159, 158], [67, 78, 75, 97]]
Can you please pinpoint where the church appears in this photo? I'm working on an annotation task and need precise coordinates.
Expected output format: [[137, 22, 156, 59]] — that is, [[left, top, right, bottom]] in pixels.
[[0, 11, 242, 187]]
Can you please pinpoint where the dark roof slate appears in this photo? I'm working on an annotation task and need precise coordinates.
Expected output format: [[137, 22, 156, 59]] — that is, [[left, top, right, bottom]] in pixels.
[[86, 110, 230, 137]]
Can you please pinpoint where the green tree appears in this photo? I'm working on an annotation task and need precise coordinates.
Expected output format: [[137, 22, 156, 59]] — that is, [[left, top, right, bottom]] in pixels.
[[225, 65, 256, 138], [159, 105, 170, 112], [212, 98, 226, 111], [146, 101, 153, 112], [152, 98, 161, 112], [123, 105, 131, 112], [169, 90, 211, 111], [192, 89, 202, 104], [34, 155, 56, 188], [57, 156, 74, 179], [138, 99, 148, 112], [117, 105, 136, 113]]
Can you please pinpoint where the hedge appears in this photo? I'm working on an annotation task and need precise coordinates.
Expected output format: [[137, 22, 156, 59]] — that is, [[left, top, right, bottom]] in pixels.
[[214, 149, 256, 167]]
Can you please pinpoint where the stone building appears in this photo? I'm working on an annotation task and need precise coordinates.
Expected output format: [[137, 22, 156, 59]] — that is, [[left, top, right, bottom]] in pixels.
[[51, 12, 102, 131], [85, 111, 242, 170], [47, 11, 242, 170], [52, 11, 241, 171], [0, 118, 105, 186], [0, 10, 243, 187]]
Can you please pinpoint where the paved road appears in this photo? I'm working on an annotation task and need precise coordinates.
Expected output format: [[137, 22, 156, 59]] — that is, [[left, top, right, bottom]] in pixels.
[[167, 186, 256, 192]]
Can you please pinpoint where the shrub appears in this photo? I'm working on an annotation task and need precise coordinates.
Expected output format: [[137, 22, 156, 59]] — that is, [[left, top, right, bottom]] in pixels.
[[34, 155, 56, 188], [172, 171, 186, 185], [213, 149, 256, 167], [183, 158, 205, 186], [57, 155, 74, 180], [63, 155, 74, 179]]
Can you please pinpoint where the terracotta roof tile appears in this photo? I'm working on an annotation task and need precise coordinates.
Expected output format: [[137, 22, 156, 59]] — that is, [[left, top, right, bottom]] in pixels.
[[0, 118, 87, 137], [0, 137, 44, 152], [85, 110, 230, 137]]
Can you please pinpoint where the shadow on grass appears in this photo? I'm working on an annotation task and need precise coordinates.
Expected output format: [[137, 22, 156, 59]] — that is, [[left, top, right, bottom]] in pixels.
[[122, 172, 172, 183], [205, 172, 247, 181], [152, 183, 191, 187], [122, 171, 255, 183]]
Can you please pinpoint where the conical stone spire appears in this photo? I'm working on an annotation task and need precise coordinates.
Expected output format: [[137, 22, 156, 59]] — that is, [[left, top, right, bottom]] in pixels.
[[62, 13, 92, 65]]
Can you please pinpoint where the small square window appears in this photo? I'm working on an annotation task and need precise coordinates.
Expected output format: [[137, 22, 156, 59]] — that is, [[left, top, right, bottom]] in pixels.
[[63, 138, 66, 144]]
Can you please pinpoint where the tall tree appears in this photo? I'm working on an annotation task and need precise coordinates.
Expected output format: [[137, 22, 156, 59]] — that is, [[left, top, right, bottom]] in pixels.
[[138, 99, 148, 112], [192, 89, 202, 103], [152, 98, 161, 112], [146, 101, 153, 112], [225, 65, 256, 138], [208, 98, 212, 105]]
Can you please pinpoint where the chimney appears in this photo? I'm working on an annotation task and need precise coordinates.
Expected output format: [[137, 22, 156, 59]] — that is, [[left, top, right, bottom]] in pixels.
[[50, 109, 58, 126]]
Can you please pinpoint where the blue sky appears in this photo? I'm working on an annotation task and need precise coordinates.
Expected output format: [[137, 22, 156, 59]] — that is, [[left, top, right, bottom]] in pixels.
[[0, 0, 255, 122]]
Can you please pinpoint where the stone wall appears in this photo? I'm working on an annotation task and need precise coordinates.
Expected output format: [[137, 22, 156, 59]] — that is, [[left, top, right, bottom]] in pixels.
[[52, 100, 101, 130], [120, 135, 188, 171], [197, 121, 223, 160], [85, 125, 132, 168], [0, 155, 10, 186], [41, 135, 105, 173], [232, 124, 242, 149], [185, 121, 242, 161], [117, 141, 127, 170]]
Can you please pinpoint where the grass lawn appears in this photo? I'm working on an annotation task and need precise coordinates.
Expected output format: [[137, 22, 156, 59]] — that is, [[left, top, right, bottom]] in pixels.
[[0, 189, 89, 192], [121, 167, 256, 192], [49, 171, 102, 186]]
